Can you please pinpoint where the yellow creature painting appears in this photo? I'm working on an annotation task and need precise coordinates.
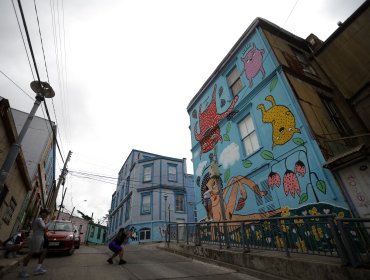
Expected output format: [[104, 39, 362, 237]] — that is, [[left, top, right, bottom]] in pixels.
[[257, 95, 300, 148]]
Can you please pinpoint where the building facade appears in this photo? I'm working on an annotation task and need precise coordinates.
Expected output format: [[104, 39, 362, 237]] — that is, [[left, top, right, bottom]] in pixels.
[[0, 98, 32, 241], [187, 3, 369, 223], [107, 149, 195, 244], [85, 222, 107, 245], [11, 108, 56, 231], [58, 211, 89, 243]]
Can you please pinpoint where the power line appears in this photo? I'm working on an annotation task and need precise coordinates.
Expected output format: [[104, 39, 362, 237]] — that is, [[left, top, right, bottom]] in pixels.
[[0, 70, 34, 100], [11, 0, 35, 81]]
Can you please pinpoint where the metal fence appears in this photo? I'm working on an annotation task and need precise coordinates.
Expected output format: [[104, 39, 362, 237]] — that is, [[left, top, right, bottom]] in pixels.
[[167, 215, 370, 267]]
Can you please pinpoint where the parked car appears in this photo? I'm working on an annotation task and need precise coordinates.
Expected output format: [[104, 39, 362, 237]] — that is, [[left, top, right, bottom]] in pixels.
[[46, 220, 76, 255], [73, 226, 82, 249]]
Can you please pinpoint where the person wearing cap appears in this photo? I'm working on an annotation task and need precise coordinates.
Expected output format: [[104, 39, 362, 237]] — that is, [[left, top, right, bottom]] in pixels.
[[19, 208, 50, 278]]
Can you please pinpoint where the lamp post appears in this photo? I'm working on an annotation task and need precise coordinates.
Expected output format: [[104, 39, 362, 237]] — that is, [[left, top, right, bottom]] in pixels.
[[69, 199, 87, 220], [0, 81, 55, 195], [164, 195, 168, 242]]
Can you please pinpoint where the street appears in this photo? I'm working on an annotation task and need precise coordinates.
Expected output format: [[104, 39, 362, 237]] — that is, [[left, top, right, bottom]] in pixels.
[[2, 243, 261, 280]]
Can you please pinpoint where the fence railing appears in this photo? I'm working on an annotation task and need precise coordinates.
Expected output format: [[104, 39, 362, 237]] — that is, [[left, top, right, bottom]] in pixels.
[[167, 216, 370, 267]]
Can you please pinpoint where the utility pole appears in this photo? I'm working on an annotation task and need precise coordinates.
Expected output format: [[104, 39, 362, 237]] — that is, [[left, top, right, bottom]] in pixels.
[[55, 150, 72, 219]]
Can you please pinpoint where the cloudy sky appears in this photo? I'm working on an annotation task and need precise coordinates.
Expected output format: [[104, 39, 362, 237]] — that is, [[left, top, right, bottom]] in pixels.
[[0, 0, 365, 223]]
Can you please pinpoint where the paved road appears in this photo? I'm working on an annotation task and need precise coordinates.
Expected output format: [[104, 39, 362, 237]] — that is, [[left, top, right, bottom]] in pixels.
[[3, 243, 261, 280]]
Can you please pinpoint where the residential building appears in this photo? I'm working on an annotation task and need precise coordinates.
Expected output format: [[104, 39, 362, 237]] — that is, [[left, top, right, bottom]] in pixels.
[[11, 108, 56, 230], [107, 149, 195, 244], [58, 211, 89, 243], [0, 97, 32, 241], [85, 222, 107, 245], [187, 2, 369, 222]]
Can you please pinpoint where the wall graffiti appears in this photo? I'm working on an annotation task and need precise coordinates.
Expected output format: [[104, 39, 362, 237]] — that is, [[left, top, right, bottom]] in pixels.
[[257, 95, 300, 148]]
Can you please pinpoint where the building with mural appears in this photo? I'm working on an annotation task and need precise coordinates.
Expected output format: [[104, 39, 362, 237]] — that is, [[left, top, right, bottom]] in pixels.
[[107, 149, 195, 243], [187, 2, 369, 224]]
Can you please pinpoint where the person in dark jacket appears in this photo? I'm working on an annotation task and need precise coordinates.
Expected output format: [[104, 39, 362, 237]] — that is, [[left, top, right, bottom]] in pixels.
[[106, 228, 132, 265]]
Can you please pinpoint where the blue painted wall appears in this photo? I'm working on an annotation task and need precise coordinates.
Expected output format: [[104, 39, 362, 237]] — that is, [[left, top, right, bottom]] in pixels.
[[189, 28, 350, 222]]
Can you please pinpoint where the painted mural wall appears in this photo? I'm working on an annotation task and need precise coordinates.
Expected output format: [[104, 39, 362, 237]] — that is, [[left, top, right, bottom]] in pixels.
[[189, 29, 350, 224]]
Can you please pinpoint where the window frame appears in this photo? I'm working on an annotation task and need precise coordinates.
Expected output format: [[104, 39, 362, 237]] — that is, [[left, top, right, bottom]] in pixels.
[[238, 114, 260, 156], [168, 164, 177, 182], [291, 48, 317, 76], [227, 65, 243, 96], [140, 192, 152, 215], [175, 193, 185, 212], [143, 164, 153, 182], [125, 197, 131, 221]]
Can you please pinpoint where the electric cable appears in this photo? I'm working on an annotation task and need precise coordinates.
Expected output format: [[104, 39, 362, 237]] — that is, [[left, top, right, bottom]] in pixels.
[[0, 70, 33, 100]]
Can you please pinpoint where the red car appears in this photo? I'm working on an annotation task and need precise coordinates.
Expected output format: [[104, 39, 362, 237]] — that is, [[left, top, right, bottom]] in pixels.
[[46, 220, 76, 255]]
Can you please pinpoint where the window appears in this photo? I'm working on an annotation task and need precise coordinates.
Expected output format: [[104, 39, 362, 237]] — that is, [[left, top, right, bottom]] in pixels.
[[227, 66, 243, 96], [321, 97, 353, 141], [141, 193, 151, 214], [139, 228, 151, 241], [168, 164, 177, 181], [126, 177, 130, 194], [143, 165, 152, 182], [90, 226, 95, 238], [292, 48, 317, 75], [125, 198, 131, 221], [238, 114, 260, 156], [2, 197, 16, 225], [175, 193, 185, 212], [0, 185, 9, 206], [97, 228, 102, 240]]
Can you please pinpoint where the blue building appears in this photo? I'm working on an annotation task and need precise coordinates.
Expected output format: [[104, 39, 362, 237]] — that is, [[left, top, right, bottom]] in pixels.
[[107, 149, 195, 243], [187, 16, 369, 223]]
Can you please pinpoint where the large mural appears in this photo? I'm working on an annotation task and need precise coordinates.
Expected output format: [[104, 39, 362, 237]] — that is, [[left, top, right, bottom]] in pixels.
[[189, 35, 350, 228]]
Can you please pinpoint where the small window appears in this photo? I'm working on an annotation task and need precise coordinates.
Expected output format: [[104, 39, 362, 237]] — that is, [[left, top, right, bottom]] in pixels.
[[175, 194, 185, 212], [2, 197, 16, 225], [168, 164, 177, 181], [238, 114, 260, 156], [90, 226, 95, 238], [141, 193, 151, 214], [139, 228, 151, 241], [227, 66, 243, 96], [125, 198, 131, 221], [126, 177, 130, 194], [143, 165, 152, 182], [292, 48, 317, 75]]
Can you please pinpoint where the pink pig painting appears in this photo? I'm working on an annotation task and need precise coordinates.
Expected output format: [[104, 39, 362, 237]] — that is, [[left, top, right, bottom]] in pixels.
[[241, 43, 266, 88]]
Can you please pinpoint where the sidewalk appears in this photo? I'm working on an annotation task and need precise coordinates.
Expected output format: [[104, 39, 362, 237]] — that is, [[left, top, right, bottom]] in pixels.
[[159, 242, 370, 280], [0, 254, 24, 278]]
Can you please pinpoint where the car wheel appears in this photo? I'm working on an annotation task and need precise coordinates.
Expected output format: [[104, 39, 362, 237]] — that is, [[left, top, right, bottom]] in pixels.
[[66, 248, 75, 256]]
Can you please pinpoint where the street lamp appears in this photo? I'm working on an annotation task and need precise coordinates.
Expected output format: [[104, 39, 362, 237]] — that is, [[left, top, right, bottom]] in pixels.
[[164, 195, 167, 242], [69, 199, 87, 220], [0, 81, 55, 195]]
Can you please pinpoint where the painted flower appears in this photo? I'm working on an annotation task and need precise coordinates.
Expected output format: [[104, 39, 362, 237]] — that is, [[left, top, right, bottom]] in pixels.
[[275, 236, 285, 249], [283, 170, 301, 198], [294, 218, 304, 225], [294, 160, 306, 176], [311, 226, 324, 241], [268, 172, 281, 188], [308, 207, 318, 216], [281, 206, 290, 217], [256, 230, 262, 240], [296, 238, 307, 252]]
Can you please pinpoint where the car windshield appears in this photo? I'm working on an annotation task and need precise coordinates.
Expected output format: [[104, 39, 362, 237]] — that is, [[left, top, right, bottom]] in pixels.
[[48, 221, 73, 231]]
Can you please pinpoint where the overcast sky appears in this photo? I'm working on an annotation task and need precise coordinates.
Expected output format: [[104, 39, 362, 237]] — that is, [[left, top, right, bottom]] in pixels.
[[0, 0, 366, 223]]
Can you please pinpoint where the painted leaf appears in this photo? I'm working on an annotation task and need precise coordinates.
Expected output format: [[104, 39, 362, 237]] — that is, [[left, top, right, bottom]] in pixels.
[[316, 180, 327, 194], [223, 168, 230, 183], [236, 198, 246, 211], [293, 138, 305, 146], [243, 160, 252, 168], [299, 193, 308, 204], [269, 76, 278, 92], [226, 122, 232, 133], [261, 150, 274, 160], [223, 134, 230, 141]]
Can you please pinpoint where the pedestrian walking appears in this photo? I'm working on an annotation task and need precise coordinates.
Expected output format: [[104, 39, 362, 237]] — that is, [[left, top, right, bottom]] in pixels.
[[19, 208, 50, 278], [107, 228, 132, 265]]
